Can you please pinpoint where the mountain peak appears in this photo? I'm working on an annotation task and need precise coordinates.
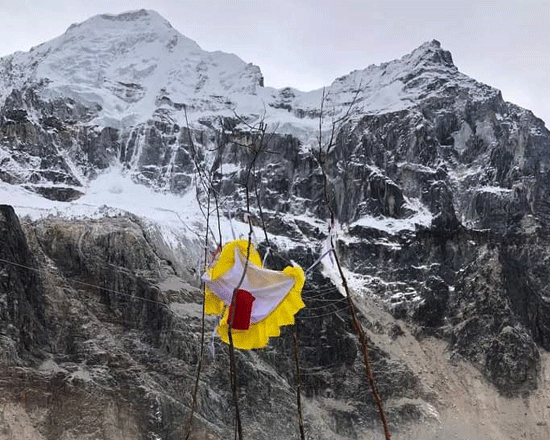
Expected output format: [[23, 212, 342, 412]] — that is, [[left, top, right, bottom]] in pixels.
[[69, 9, 171, 29], [406, 39, 454, 67], [0, 9, 264, 123], [66, 9, 177, 34], [59, 9, 201, 53], [99, 9, 166, 23]]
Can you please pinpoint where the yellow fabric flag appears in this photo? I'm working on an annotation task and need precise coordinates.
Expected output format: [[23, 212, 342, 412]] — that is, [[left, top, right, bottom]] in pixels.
[[202, 240, 305, 349]]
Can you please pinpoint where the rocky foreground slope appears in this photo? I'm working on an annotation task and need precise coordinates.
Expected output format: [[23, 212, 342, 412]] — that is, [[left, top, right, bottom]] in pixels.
[[1, 9, 550, 440]]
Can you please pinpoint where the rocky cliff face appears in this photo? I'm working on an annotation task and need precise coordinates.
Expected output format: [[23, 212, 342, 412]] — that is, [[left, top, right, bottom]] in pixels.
[[0, 205, 431, 440], [1, 9, 550, 440]]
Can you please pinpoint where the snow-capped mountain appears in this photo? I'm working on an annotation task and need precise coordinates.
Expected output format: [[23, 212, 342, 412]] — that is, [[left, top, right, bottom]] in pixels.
[[2, 9, 550, 440], [0, 9, 500, 135], [1, 8, 539, 225], [0, 10, 263, 125]]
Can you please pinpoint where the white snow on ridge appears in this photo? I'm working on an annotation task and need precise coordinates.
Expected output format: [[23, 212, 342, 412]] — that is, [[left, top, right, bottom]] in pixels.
[[476, 186, 513, 195], [0, 166, 206, 240], [0, 11, 499, 138], [0, 166, 291, 256], [350, 198, 433, 235], [0, 9, 264, 128]]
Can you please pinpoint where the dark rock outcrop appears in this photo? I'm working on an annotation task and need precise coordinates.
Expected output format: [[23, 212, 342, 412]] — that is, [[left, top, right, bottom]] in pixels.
[[0, 204, 47, 364]]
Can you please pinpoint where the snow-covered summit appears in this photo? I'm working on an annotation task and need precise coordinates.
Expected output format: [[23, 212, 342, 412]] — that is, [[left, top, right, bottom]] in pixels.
[[0, 9, 501, 133], [403, 39, 454, 67], [286, 39, 494, 124], [0, 9, 264, 126]]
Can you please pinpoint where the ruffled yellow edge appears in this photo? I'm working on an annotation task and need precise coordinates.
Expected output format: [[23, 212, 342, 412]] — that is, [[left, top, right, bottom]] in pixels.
[[216, 265, 306, 350], [204, 239, 262, 315]]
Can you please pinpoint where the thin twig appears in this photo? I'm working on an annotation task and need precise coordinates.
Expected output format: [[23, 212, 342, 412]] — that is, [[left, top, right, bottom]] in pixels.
[[315, 87, 391, 440], [225, 114, 267, 440], [227, 214, 253, 440], [293, 325, 307, 440], [184, 190, 211, 440]]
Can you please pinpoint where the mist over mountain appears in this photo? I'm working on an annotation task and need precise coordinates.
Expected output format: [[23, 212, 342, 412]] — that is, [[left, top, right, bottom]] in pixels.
[[1, 9, 550, 440]]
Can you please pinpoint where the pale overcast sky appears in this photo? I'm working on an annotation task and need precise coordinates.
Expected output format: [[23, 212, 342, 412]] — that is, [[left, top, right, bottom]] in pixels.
[[0, 0, 548, 125]]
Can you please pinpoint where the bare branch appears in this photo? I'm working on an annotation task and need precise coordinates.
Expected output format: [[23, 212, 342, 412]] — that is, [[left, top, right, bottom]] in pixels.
[[313, 82, 391, 440]]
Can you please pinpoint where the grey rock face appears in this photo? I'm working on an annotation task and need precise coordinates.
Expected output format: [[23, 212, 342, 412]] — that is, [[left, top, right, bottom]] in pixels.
[[0, 205, 47, 364], [0, 209, 433, 440]]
